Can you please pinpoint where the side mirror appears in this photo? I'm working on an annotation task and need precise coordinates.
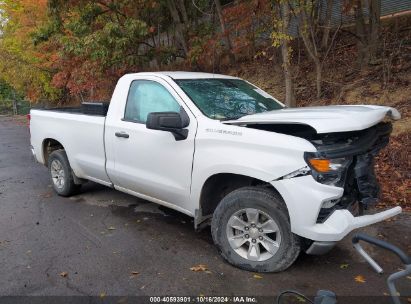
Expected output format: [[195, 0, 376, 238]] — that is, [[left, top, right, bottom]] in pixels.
[[146, 107, 190, 141]]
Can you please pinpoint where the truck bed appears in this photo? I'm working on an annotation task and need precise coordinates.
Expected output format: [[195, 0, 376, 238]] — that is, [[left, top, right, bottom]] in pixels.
[[30, 107, 111, 185]]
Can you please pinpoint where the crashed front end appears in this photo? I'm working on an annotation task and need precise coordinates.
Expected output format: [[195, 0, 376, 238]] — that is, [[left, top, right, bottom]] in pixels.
[[305, 121, 393, 221], [270, 122, 402, 254]]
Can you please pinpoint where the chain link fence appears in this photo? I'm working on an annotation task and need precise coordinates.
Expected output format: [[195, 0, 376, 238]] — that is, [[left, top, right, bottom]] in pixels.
[[0, 100, 31, 116]]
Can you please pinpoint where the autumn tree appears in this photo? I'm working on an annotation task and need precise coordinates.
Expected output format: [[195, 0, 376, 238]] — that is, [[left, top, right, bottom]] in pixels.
[[214, 0, 235, 63], [291, 0, 341, 99], [272, 1, 295, 107], [34, 0, 159, 100], [223, 0, 270, 59], [294, 0, 324, 99], [0, 0, 59, 101], [353, 0, 382, 66]]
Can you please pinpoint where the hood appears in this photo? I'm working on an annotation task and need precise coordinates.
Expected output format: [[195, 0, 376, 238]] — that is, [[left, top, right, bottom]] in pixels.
[[223, 105, 401, 134]]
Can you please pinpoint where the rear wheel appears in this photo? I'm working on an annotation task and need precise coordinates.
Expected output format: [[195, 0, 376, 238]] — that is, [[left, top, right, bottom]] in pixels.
[[211, 187, 301, 272], [48, 150, 80, 197]]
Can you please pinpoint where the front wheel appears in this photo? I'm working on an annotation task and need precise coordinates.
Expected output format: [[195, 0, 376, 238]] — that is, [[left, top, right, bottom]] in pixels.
[[211, 187, 301, 272]]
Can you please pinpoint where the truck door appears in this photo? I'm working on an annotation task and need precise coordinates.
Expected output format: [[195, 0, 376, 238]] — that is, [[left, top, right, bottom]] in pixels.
[[105, 77, 197, 214]]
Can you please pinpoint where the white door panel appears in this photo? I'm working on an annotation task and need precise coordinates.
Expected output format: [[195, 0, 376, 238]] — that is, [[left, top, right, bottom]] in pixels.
[[110, 121, 194, 204], [105, 77, 196, 211]]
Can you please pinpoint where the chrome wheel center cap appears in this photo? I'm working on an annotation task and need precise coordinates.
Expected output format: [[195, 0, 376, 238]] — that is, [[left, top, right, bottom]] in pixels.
[[249, 227, 259, 239]]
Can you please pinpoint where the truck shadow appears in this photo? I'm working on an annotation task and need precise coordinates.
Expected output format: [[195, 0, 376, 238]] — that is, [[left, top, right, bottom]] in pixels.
[[73, 181, 215, 244], [68, 181, 411, 294]]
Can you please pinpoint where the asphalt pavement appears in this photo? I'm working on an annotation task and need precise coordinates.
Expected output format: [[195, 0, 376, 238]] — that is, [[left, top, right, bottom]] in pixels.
[[0, 115, 410, 302]]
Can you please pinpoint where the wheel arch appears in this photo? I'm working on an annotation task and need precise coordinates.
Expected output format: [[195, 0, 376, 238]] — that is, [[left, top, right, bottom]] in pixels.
[[42, 138, 65, 167], [195, 172, 284, 228]]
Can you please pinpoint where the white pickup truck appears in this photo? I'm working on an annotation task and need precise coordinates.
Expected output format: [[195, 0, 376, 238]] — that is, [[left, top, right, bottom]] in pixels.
[[30, 72, 402, 272]]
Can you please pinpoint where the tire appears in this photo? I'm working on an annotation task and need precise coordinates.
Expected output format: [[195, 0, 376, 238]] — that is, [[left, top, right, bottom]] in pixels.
[[48, 149, 80, 197], [211, 186, 301, 272]]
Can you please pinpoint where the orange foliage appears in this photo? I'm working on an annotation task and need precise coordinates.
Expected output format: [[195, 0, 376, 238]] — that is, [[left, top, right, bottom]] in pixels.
[[222, 0, 270, 55]]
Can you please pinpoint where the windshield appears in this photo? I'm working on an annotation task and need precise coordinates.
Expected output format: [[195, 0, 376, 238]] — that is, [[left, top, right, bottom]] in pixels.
[[175, 78, 283, 120]]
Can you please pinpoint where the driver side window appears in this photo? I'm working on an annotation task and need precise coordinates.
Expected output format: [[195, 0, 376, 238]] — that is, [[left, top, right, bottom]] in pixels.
[[124, 80, 181, 123]]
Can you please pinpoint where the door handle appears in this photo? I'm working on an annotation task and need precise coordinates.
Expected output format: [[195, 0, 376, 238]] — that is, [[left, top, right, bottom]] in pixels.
[[115, 132, 129, 139]]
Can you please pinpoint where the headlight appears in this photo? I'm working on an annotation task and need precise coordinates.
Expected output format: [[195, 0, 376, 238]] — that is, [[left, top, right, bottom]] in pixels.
[[304, 152, 352, 186]]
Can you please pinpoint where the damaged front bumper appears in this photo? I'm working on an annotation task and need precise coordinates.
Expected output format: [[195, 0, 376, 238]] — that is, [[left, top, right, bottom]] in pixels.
[[271, 122, 401, 247], [271, 175, 402, 243], [307, 206, 401, 242]]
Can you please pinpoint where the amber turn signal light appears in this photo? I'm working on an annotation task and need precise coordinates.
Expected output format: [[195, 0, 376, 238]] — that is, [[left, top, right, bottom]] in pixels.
[[308, 158, 330, 173]]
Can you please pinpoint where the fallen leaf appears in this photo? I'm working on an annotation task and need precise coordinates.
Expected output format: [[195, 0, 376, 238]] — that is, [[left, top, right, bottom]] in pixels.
[[108, 226, 116, 230], [354, 275, 366, 283], [60, 272, 68, 278], [205, 270, 212, 274], [253, 274, 263, 279], [340, 263, 349, 269], [40, 192, 52, 198], [190, 264, 208, 272], [296, 295, 306, 302], [131, 271, 139, 275]]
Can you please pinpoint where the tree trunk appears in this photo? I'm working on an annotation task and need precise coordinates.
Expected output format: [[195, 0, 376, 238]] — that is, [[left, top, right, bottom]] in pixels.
[[176, 0, 189, 24], [301, 33, 323, 99], [214, 0, 235, 63], [166, 0, 188, 57], [355, 0, 369, 67], [299, 8, 322, 99], [315, 59, 322, 99], [321, 0, 333, 50], [368, 0, 381, 64], [280, 2, 295, 107]]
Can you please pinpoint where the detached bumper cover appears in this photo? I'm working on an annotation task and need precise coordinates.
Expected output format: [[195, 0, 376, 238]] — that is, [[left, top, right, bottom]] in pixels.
[[271, 175, 402, 242], [303, 207, 401, 242]]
